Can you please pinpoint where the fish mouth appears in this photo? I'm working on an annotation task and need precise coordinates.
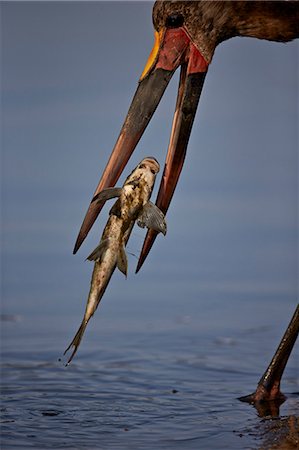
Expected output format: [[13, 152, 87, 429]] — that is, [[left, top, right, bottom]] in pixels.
[[140, 157, 160, 175], [73, 26, 208, 270]]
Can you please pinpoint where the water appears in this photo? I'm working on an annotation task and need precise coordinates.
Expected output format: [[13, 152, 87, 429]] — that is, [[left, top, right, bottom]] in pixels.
[[1, 292, 298, 449]]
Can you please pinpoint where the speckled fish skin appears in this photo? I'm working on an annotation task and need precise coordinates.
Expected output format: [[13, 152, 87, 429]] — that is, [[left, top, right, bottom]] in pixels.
[[64, 157, 166, 364]]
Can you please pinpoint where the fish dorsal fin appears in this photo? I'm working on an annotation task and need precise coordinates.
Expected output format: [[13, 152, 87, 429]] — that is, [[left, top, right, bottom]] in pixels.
[[137, 201, 167, 236], [86, 238, 110, 262], [91, 187, 122, 204], [117, 245, 128, 277]]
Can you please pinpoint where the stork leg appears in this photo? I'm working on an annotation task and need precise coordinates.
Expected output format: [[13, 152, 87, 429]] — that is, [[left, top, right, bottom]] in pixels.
[[239, 304, 299, 411]]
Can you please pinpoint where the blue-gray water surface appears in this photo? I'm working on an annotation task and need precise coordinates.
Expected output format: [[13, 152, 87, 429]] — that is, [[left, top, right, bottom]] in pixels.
[[1, 283, 298, 449]]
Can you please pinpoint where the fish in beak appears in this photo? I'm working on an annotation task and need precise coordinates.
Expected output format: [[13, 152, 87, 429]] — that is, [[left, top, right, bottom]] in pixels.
[[73, 14, 209, 271]]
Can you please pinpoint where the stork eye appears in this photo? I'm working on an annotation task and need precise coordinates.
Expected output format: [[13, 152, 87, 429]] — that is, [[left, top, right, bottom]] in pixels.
[[165, 13, 184, 28]]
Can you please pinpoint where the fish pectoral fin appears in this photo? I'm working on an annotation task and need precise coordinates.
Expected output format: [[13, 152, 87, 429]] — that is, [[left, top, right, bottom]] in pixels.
[[137, 201, 167, 235], [91, 187, 122, 204], [86, 238, 110, 262], [109, 198, 121, 217], [117, 245, 128, 277]]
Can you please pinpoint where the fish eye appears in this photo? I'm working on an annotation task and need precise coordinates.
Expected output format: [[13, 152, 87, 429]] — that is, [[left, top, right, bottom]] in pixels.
[[139, 164, 146, 169], [165, 13, 184, 28], [150, 169, 156, 174]]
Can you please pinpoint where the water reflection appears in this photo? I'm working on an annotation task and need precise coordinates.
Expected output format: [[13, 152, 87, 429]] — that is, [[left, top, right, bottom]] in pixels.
[[239, 413, 299, 450]]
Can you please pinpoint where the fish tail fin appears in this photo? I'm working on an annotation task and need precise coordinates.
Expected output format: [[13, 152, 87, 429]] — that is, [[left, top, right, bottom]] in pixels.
[[64, 319, 88, 365]]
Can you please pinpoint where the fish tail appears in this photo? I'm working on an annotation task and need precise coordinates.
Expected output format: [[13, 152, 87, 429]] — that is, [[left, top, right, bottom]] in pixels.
[[64, 319, 88, 365]]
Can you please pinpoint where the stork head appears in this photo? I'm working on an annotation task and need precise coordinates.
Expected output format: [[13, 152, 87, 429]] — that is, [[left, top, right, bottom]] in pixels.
[[74, 0, 299, 271]]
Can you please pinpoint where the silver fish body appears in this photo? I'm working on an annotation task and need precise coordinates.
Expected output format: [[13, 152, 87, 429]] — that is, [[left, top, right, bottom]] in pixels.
[[64, 157, 166, 364]]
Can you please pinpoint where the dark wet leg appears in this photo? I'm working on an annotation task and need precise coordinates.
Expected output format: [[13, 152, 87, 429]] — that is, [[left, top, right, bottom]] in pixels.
[[239, 304, 299, 409]]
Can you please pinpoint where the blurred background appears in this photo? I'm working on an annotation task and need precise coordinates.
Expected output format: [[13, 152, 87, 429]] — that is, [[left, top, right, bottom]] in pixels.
[[2, 1, 297, 319]]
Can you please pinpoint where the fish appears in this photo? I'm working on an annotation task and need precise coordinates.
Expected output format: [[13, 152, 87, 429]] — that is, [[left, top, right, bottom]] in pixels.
[[64, 157, 167, 364]]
